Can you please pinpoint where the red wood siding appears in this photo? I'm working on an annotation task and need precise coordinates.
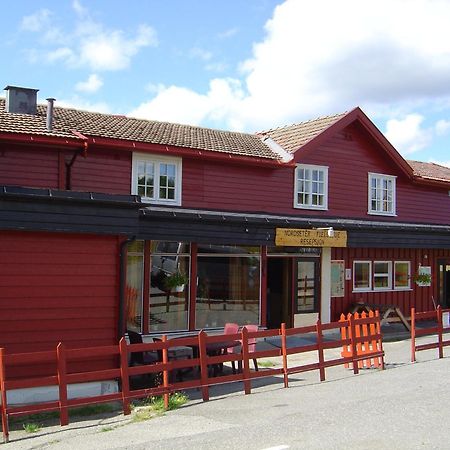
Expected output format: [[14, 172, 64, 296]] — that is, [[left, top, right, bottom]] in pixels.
[[70, 149, 131, 194], [296, 123, 450, 225], [330, 247, 450, 321], [0, 144, 59, 188], [182, 159, 294, 213], [1, 126, 449, 226], [0, 231, 120, 377]]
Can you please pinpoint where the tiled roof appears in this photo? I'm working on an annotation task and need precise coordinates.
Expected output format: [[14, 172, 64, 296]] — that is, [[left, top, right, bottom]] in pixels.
[[0, 98, 279, 160], [258, 112, 347, 153], [408, 160, 450, 182]]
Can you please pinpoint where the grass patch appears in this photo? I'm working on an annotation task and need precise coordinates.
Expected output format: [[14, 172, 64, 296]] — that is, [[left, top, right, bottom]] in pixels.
[[100, 426, 115, 432], [131, 392, 189, 423], [23, 423, 41, 433], [258, 360, 276, 368], [149, 392, 189, 411]]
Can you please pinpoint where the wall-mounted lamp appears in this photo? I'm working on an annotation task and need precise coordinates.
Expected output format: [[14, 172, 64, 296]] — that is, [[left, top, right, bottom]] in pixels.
[[316, 227, 335, 238]]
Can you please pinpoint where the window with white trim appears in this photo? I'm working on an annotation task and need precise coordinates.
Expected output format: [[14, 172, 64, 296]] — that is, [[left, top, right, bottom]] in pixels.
[[368, 173, 396, 216], [294, 164, 328, 210], [132, 153, 182, 205], [373, 261, 392, 290], [353, 261, 371, 291], [394, 261, 410, 290]]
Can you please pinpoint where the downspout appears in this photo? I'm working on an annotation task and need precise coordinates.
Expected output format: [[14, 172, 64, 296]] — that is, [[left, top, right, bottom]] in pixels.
[[66, 131, 89, 190], [118, 236, 136, 341]]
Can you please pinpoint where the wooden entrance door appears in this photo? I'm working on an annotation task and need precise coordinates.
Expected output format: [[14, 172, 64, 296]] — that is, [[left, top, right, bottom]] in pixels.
[[294, 260, 319, 314]]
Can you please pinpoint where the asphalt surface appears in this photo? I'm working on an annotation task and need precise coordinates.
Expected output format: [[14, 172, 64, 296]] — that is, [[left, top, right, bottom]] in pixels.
[[6, 334, 449, 450]]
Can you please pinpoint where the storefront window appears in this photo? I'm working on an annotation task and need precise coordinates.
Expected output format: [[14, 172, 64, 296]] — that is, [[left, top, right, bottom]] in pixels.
[[126, 240, 144, 332], [196, 245, 260, 328], [394, 261, 410, 289], [149, 241, 190, 332], [353, 261, 371, 290], [373, 261, 392, 290]]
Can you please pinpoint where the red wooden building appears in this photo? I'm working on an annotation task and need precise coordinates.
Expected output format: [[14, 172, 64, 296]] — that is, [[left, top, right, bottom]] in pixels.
[[1, 85, 449, 374]]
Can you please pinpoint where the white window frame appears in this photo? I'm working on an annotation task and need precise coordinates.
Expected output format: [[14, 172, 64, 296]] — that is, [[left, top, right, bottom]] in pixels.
[[394, 261, 411, 290], [294, 164, 328, 210], [373, 261, 392, 291], [368, 172, 396, 216], [132, 153, 182, 205], [353, 261, 372, 292]]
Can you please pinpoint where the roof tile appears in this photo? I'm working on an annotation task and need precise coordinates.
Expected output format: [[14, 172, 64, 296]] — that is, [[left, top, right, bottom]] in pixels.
[[0, 99, 278, 160], [407, 160, 450, 182], [258, 112, 347, 153]]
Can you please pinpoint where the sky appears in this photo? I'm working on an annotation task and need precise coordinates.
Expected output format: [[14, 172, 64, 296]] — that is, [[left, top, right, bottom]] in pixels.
[[2, 0, 450, 167]]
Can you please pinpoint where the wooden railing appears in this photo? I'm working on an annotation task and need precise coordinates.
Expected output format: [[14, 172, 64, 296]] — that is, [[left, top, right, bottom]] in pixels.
[[411, 306, 450, 362], [0, 313, 384, 443]]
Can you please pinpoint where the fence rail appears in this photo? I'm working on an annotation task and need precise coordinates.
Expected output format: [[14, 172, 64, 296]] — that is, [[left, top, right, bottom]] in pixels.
[[411, 306, 450, 362], [0, 313, 384, 443]]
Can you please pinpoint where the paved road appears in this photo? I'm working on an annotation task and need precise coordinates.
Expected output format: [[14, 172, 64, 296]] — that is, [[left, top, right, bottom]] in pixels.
[[7, 337, 449, 449]]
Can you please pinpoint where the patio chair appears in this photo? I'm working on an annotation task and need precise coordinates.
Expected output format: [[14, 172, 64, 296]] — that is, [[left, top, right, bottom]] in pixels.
[[126, 330, 161, 388], [153, 337, 193, 382], [224, 322, 240, 373], [244, 324, 259, 371]]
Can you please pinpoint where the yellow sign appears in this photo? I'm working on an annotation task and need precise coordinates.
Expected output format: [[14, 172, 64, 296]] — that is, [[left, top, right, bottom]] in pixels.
[[275, 228, 347, 247]]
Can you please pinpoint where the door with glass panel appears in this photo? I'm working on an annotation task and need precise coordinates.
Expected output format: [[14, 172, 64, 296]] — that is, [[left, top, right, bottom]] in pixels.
[[294, 260, 319, 314], [438, 259, 450, 308]]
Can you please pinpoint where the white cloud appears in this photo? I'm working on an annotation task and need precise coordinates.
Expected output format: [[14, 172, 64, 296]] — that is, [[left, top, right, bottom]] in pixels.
[[20, 3, 157, 72], [385, 114, 432, 154], [75, 74, 103, 93], [218, 28, 238, 39], [21, 9, 52, 32], [435, 119, 450, 136], [129, 78, 245, 129], [189, 47, 213, 61], [79, 25, 157, 71], [131, 0, 450, 133]]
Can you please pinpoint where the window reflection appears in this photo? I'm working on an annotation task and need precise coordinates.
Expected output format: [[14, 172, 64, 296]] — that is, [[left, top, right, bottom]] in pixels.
[[196, 245, 260, 328], [126, 241, 144, 332], [149, 242, 190, 332]]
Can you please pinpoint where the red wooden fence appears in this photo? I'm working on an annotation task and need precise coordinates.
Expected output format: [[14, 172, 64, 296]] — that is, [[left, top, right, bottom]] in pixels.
[[0, 314, 384, 443], [411, 306, 450, 362]]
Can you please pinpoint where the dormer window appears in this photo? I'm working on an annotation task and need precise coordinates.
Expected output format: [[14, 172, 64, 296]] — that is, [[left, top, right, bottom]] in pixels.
[[368, 173, 396, 216], [294, 164, 328, 210], [132, 153, 182, 205]]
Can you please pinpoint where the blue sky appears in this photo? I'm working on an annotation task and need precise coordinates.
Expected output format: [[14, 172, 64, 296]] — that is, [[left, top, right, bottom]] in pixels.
[[2, 0, 450, 167]]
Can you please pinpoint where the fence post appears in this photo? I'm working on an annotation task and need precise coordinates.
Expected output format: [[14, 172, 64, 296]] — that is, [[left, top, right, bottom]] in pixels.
[[411, 308, 416, 362], [349, 314, 359, 375], [241, 327, 251, 395], [374, 310, 385, 370], [119, 338, 131, 415], [316, 320, 325, 382], [0, 348, 9, 444], [281, 323, 289, 388], [162, 335, 170, 409], [198, 331, 209, 402], [340, 314, 350, 368], [56, 343, 69, 426], [369, 311, 379, 368], [437, 306, 444, 359]]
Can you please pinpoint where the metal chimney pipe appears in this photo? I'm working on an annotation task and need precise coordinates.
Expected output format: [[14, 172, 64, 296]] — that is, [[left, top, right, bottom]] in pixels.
[[46, 97, 56, 131]]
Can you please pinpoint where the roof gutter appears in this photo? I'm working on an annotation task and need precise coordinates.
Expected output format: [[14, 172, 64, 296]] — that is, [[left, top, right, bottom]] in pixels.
[[0, 131, 82, 148]]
